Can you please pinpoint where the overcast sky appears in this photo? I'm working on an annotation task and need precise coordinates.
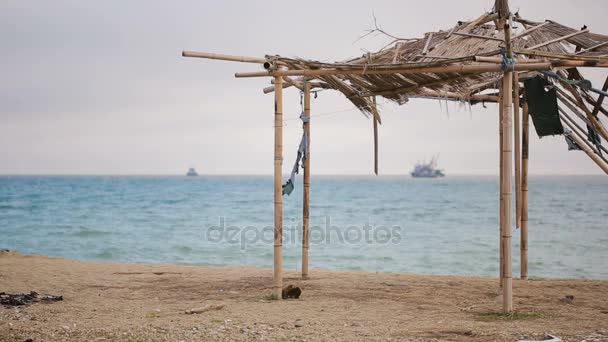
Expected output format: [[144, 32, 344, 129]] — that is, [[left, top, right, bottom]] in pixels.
[[1, 0, 607, 175]]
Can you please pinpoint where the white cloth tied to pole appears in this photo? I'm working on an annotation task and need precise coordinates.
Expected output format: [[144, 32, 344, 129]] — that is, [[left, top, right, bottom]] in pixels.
[[282, 111, 309, 196]]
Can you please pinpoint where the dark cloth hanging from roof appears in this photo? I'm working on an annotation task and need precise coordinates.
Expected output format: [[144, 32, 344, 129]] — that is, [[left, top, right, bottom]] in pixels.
[[564, 130, 582, 151], [524, 76, 564, 138], [587, 124, 603, 157]]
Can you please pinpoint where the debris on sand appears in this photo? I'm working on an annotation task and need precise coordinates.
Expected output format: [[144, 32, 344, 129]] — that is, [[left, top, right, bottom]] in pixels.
[[0, 291, 63, 307], [560, 295, 575, 304], [184, 303, 225, 314], [281, 285, 302, 299], [518, 334, 561, 342]]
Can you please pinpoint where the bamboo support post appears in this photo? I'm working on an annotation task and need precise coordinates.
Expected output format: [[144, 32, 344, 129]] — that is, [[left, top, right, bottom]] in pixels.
[[521, 98, 529, 280], [302, 81, 311, 280], [373, 97, 379, 175], [500, 18, 514, 313], [499, 88, 504, 288], [273, 76, 283, 299], [513, 73, 522, 229]]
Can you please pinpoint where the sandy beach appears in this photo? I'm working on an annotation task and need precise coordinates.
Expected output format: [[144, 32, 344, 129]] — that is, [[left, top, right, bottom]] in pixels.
[[0, 251, 607, 341]]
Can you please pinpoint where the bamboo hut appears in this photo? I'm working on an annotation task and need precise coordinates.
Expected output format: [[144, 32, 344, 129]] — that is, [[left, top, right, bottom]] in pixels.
[[183, 0, 608, 312]]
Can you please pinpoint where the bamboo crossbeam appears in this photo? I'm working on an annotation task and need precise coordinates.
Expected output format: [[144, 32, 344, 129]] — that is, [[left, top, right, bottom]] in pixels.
[[273, 76, 284, 299], [526, 29, 589, 50], [521, 98, 529, 280], [416, 90, 499, 102], [511, 21, 551, 41], [514, 49, 608, 62], [235, 63, 552, 78], [474, 56, 608, 68], [182, 51, 269, 64], [302, 81, 311, 280], [575, 41, 608, 55], [452, 31, 504, 42], [474, 56, 546, 64], [263, 78, 328, 94]]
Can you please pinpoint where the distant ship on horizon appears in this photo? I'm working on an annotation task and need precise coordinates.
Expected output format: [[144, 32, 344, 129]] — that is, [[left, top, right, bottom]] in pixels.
[[411, 156, 445, 178], [186, 168, 198, 177]]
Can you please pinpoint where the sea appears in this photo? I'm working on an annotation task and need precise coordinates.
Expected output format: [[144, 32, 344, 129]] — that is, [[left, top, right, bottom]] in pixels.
[[1, 175, 607, 279]]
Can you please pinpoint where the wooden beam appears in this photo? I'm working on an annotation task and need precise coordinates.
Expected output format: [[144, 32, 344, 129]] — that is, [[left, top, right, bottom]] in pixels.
[[526, 29, 590, 50], [273, 76, 283, 299], [235, 63, 552, 78], [302, 81, 311, 280]]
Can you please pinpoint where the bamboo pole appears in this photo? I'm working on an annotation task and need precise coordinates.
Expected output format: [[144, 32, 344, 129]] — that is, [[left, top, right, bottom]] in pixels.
[[452, 31, 505, 42], [273, 76, 283, 299], [182, 51, 269, 64], [511, 21, 550, 41], [500, 19, 514, 313], [473, 56, 608, 68], [416, 90, 500, 103], [234, 63, 552, 78], [499, 87, 504, 288], [567, 129, 608, 175], [302, 80, 311, 280], [526, 29, 589, 50], [521, 98, 529, 280], [591, 76, 608, 117], [373, 97, 379, 175], [513, 73, 522, 229]]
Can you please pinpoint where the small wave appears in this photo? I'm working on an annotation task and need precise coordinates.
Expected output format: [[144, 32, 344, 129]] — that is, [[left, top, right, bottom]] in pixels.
[[95, 250, 116, 259], [173, 245, 193, 254], [72, 230, 112, 238]]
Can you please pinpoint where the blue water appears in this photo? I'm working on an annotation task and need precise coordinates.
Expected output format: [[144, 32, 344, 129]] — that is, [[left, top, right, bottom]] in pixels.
[[1, 176, 607, 279]]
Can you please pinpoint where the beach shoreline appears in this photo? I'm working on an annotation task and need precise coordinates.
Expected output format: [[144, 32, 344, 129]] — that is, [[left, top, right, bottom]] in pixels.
[[1, 251, 607, 341]]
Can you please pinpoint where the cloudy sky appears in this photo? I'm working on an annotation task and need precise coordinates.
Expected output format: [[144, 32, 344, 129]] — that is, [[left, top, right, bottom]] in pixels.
[[1, 0, 607, 175]]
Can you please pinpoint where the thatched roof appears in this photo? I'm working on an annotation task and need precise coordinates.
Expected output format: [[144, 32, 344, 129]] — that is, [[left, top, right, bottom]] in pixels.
[[269, 12, 608, 119]]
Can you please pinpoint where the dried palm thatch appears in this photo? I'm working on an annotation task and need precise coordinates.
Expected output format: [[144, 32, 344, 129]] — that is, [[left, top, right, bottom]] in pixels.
[[262, 12, 608, 123]]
